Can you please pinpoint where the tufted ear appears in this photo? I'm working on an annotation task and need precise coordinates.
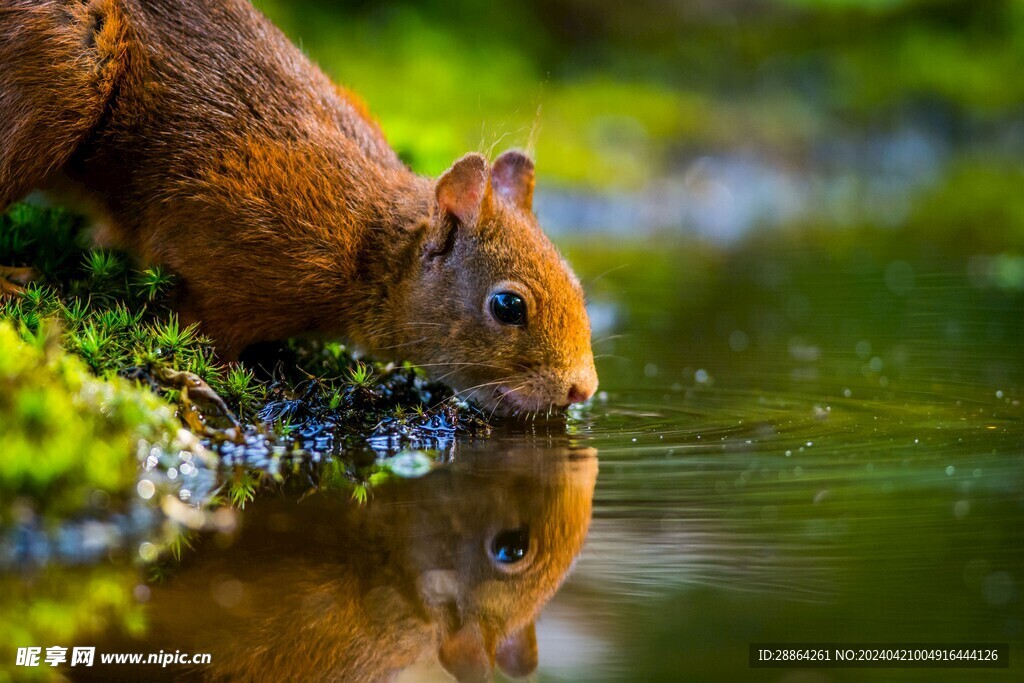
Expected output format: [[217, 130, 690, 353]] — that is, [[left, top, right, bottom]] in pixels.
[[491, 150, 535, 212], [438, 622, 492, 683], [495, 621, 538, 678], [435, 153, 490, 226]]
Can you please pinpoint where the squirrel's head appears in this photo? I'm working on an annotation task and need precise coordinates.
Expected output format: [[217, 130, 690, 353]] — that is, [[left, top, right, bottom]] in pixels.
[[397, 151, 598, 417], [408, 447, 599, 682]]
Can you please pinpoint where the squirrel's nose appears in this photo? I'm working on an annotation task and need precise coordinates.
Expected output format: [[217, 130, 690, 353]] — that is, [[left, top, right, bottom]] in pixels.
[[566, 371, 598, 405], [567, 385, 590, 405]]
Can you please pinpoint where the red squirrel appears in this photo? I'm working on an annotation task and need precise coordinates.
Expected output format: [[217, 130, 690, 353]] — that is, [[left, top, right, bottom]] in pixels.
[[0, 0, 598, 416]]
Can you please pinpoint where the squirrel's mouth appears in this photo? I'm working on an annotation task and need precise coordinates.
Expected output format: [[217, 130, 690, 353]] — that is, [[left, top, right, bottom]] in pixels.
[[479, 384, 569, 418]]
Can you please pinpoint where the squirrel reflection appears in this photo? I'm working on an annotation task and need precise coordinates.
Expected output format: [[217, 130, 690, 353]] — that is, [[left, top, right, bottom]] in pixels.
[[122, 447, 596, 682]]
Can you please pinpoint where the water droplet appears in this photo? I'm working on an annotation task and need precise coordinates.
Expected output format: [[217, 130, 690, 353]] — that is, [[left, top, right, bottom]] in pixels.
[[946, 465, 956, 476], [136, 479, 156, 500]]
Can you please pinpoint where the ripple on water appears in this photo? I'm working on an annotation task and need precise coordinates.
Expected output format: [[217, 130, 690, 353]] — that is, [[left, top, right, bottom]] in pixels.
[[561, 385, 1023, 604]]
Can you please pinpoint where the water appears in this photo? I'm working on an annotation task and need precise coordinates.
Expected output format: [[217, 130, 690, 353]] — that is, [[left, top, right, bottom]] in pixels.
[[548, 390, 1021, 681], [3, 230, 1023, 681], [548, 232, 1024, 681]]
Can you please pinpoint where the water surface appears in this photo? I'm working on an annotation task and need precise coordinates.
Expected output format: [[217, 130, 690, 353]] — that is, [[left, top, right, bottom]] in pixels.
[[545, 232, 1023, 681]]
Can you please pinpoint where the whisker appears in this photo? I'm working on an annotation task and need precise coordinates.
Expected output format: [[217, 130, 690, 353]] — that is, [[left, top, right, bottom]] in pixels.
[[412, 361, 513, 371], [457, 379, 513, 402], [487, 381, 529, 421], [517, 385, 541, 422], [430, 368, 465, 385], [585, 263, 630, 287], [372, 336, 429, 350]]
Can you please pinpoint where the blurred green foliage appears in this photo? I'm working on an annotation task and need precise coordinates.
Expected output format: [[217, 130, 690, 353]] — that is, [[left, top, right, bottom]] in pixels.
[[0, 320, 178, 522], [0, 566, 142, 683], [254, 0, 1024, 186], [907, 157, 1024, 250]]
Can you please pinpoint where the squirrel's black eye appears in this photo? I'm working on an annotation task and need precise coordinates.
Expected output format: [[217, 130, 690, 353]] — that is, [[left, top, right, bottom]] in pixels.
[[491, 527, 530, 564], [490, 292, 526, 326]]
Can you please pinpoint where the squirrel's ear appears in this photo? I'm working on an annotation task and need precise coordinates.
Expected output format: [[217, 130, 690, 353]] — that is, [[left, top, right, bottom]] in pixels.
[[491, 150, 535, 212], [435, 153, 490, 226], [495, 621, 538, 678], [438, 622, 492, 683]]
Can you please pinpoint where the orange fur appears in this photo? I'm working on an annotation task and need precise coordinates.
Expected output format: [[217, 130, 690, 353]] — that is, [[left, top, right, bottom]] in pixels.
[[72, 448, 598, 682], [0, 0, 597, 414]]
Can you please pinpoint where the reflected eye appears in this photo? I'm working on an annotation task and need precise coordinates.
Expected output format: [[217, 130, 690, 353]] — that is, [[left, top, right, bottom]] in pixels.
[[490, 292, 526, 326], [491, 527, 530, 564]]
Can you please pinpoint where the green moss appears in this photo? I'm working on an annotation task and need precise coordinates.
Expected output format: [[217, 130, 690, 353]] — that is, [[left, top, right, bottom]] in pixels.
[[0, 321, 181, 522]]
